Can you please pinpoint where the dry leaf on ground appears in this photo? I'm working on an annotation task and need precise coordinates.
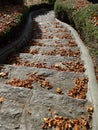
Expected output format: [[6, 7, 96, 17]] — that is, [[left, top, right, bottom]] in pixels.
[[0, 97, 4, 103], [56, 87, 64, 94], [0, 72, 8, 78]]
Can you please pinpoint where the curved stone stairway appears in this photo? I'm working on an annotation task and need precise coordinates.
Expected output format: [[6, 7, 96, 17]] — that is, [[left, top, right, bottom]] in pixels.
[[0, 9, 95, 130]]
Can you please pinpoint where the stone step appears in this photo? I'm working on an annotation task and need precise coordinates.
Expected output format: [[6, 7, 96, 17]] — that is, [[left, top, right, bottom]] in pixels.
[[7, 53, 82, 74], [0, 84, 30, 130], [32, 24, 73, 40], [32, 11, 75, 40], [32, 28, 74, 40], [0, 65, 84, 93], [30, 38, 69, 46], [29, 39, 78, 50], [0, 9, 93, 130], [21, 43, 79, 54], [20, 89, 90, 130]]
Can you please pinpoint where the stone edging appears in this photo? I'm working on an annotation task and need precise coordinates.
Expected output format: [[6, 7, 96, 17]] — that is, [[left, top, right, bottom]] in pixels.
[[55, 18, 98, 130]]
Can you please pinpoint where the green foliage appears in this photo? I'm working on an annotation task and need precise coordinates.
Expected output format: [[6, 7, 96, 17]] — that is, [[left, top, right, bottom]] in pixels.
[[54, 0, 77, 24], [73, 4, 98, 45], [54, 0, 98, 48]]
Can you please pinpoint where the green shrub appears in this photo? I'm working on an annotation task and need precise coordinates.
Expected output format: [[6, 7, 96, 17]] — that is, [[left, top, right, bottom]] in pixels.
[[54, 0, 98, 50], [54, 0, 77, 24], [73, 4, 98, 45]]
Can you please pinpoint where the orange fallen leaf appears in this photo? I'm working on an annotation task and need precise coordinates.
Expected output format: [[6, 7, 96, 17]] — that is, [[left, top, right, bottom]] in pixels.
[[0, 97, 4, 103], [87, 106, 94, 113], [56, 87, 63, 94], [26, 108, 32, 115], [87, 106, 94, 119], [0, 72, 8, 77], [68, 77, 88, 99], [42, 111, 90, 130], [74, 124, 80, 130], [6, 78, 32, 89]]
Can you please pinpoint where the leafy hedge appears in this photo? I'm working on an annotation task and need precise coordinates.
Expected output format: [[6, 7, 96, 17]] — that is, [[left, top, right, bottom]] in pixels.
[[73, 4, 98, 45], [54, 0, 98, 47], [54, 0, 77, 24]]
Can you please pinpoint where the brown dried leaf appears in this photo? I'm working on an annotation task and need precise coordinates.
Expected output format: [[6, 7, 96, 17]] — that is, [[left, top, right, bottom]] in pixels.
[[56, 87, 63, 94], [81, 118, 89, 129], [0, 72, 8, 78], [0, 97, 4, 103], [42, 114, 90, 130], [42, 123, 47, 129], [87, 106, 94, 113], [68, 78, 88, 99], [6, 78, 32, 89], [74, 124, 80, 130]]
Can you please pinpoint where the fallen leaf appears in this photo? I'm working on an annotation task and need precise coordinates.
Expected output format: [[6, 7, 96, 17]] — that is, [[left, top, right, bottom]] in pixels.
[[68, 77, 88, 99], [42, 113, 89, 130], [87, 106, 94, 113], [0, 97, 4, 103], [6, 78, 33, 89], [0, 72, 8, 78], [56, 87, 63, 94], [74, 124, 80, 130]]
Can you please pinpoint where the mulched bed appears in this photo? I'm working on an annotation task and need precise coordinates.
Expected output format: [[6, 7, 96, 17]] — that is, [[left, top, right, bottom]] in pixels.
[[0, 4, 25, 48], [0, 4, 23, 35]]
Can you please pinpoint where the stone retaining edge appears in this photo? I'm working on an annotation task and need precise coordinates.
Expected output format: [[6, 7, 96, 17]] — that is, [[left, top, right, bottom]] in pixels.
[[55, 18, 98, 130]]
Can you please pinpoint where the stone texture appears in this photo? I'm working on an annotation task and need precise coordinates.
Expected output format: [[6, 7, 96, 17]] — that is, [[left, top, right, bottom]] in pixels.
[[0, 9, 92, 130]]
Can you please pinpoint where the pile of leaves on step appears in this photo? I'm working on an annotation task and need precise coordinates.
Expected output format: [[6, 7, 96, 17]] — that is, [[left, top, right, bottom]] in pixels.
[[42, 107, 94, 130]]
